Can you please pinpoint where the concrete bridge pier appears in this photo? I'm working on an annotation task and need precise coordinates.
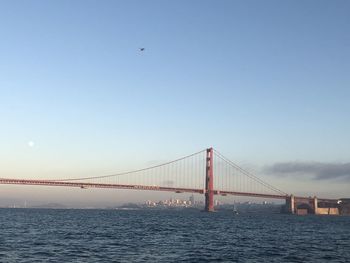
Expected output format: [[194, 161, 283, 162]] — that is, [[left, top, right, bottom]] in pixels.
[[313, 196, 318, 215], [286, 195, 320, 215], [286, 195, 295, 214]]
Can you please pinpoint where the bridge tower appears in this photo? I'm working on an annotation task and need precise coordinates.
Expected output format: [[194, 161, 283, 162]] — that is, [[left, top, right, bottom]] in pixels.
[[205, 147, 214, 212]]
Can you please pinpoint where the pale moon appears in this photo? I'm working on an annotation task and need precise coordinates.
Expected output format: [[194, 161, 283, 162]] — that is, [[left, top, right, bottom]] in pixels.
[[28, 141, 35, 147]]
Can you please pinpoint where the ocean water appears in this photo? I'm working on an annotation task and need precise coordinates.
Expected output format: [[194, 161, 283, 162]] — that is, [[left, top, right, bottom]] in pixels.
[[0, 208, 349, 262]]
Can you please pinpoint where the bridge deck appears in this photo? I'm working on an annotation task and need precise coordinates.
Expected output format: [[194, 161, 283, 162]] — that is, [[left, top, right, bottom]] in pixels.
[[0, 178, 338, 202]]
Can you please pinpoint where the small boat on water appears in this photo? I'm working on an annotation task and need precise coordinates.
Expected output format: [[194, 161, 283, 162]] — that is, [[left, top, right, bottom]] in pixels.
[[233, 205, 239, 215]]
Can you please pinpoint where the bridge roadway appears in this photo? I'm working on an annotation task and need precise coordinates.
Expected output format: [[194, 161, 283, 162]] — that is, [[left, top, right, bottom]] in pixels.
[[0, 178, 337, 203]]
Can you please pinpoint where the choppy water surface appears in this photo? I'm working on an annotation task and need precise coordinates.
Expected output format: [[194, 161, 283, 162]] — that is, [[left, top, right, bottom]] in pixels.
[[0, 209, 349, 262]]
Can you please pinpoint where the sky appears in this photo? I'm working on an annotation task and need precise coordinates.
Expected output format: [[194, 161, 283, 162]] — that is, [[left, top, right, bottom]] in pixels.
[[0, 1, 349, 206]]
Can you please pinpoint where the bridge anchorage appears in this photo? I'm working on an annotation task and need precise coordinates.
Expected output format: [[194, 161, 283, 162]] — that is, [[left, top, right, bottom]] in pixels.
[[0, 147, 346, 214]]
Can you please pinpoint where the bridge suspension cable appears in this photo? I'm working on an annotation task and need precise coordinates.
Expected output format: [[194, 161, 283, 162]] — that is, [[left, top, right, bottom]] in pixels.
[[0, 147, 287, 199], [213, 149, 287, 195], [47, 150, 206, 189]]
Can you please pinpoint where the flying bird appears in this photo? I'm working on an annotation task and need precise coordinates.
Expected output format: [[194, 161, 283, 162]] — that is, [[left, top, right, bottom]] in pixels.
[[139, 48, 145, 52]]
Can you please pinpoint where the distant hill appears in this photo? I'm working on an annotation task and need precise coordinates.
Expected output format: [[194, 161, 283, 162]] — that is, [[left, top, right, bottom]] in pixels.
[[30, 203, 67, 209]]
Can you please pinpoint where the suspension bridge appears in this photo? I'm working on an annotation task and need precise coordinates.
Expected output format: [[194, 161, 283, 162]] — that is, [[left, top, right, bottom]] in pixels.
[[0, 148, 344, 214]]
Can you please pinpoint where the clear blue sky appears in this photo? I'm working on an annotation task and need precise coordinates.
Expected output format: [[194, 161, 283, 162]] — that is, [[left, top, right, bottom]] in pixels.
[[0, 1, 349, 205]]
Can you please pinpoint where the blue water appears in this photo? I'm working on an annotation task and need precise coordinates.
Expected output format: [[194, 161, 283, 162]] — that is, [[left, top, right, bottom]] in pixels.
[[0, 209, 349, 262]]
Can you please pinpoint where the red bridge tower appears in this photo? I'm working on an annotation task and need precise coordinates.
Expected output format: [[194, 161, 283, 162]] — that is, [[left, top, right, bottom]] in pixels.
[[205, 147, 214, 212]]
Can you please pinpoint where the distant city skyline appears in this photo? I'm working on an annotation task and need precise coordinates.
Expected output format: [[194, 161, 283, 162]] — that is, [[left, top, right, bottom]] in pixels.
[[0, 1, 349, 205]]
